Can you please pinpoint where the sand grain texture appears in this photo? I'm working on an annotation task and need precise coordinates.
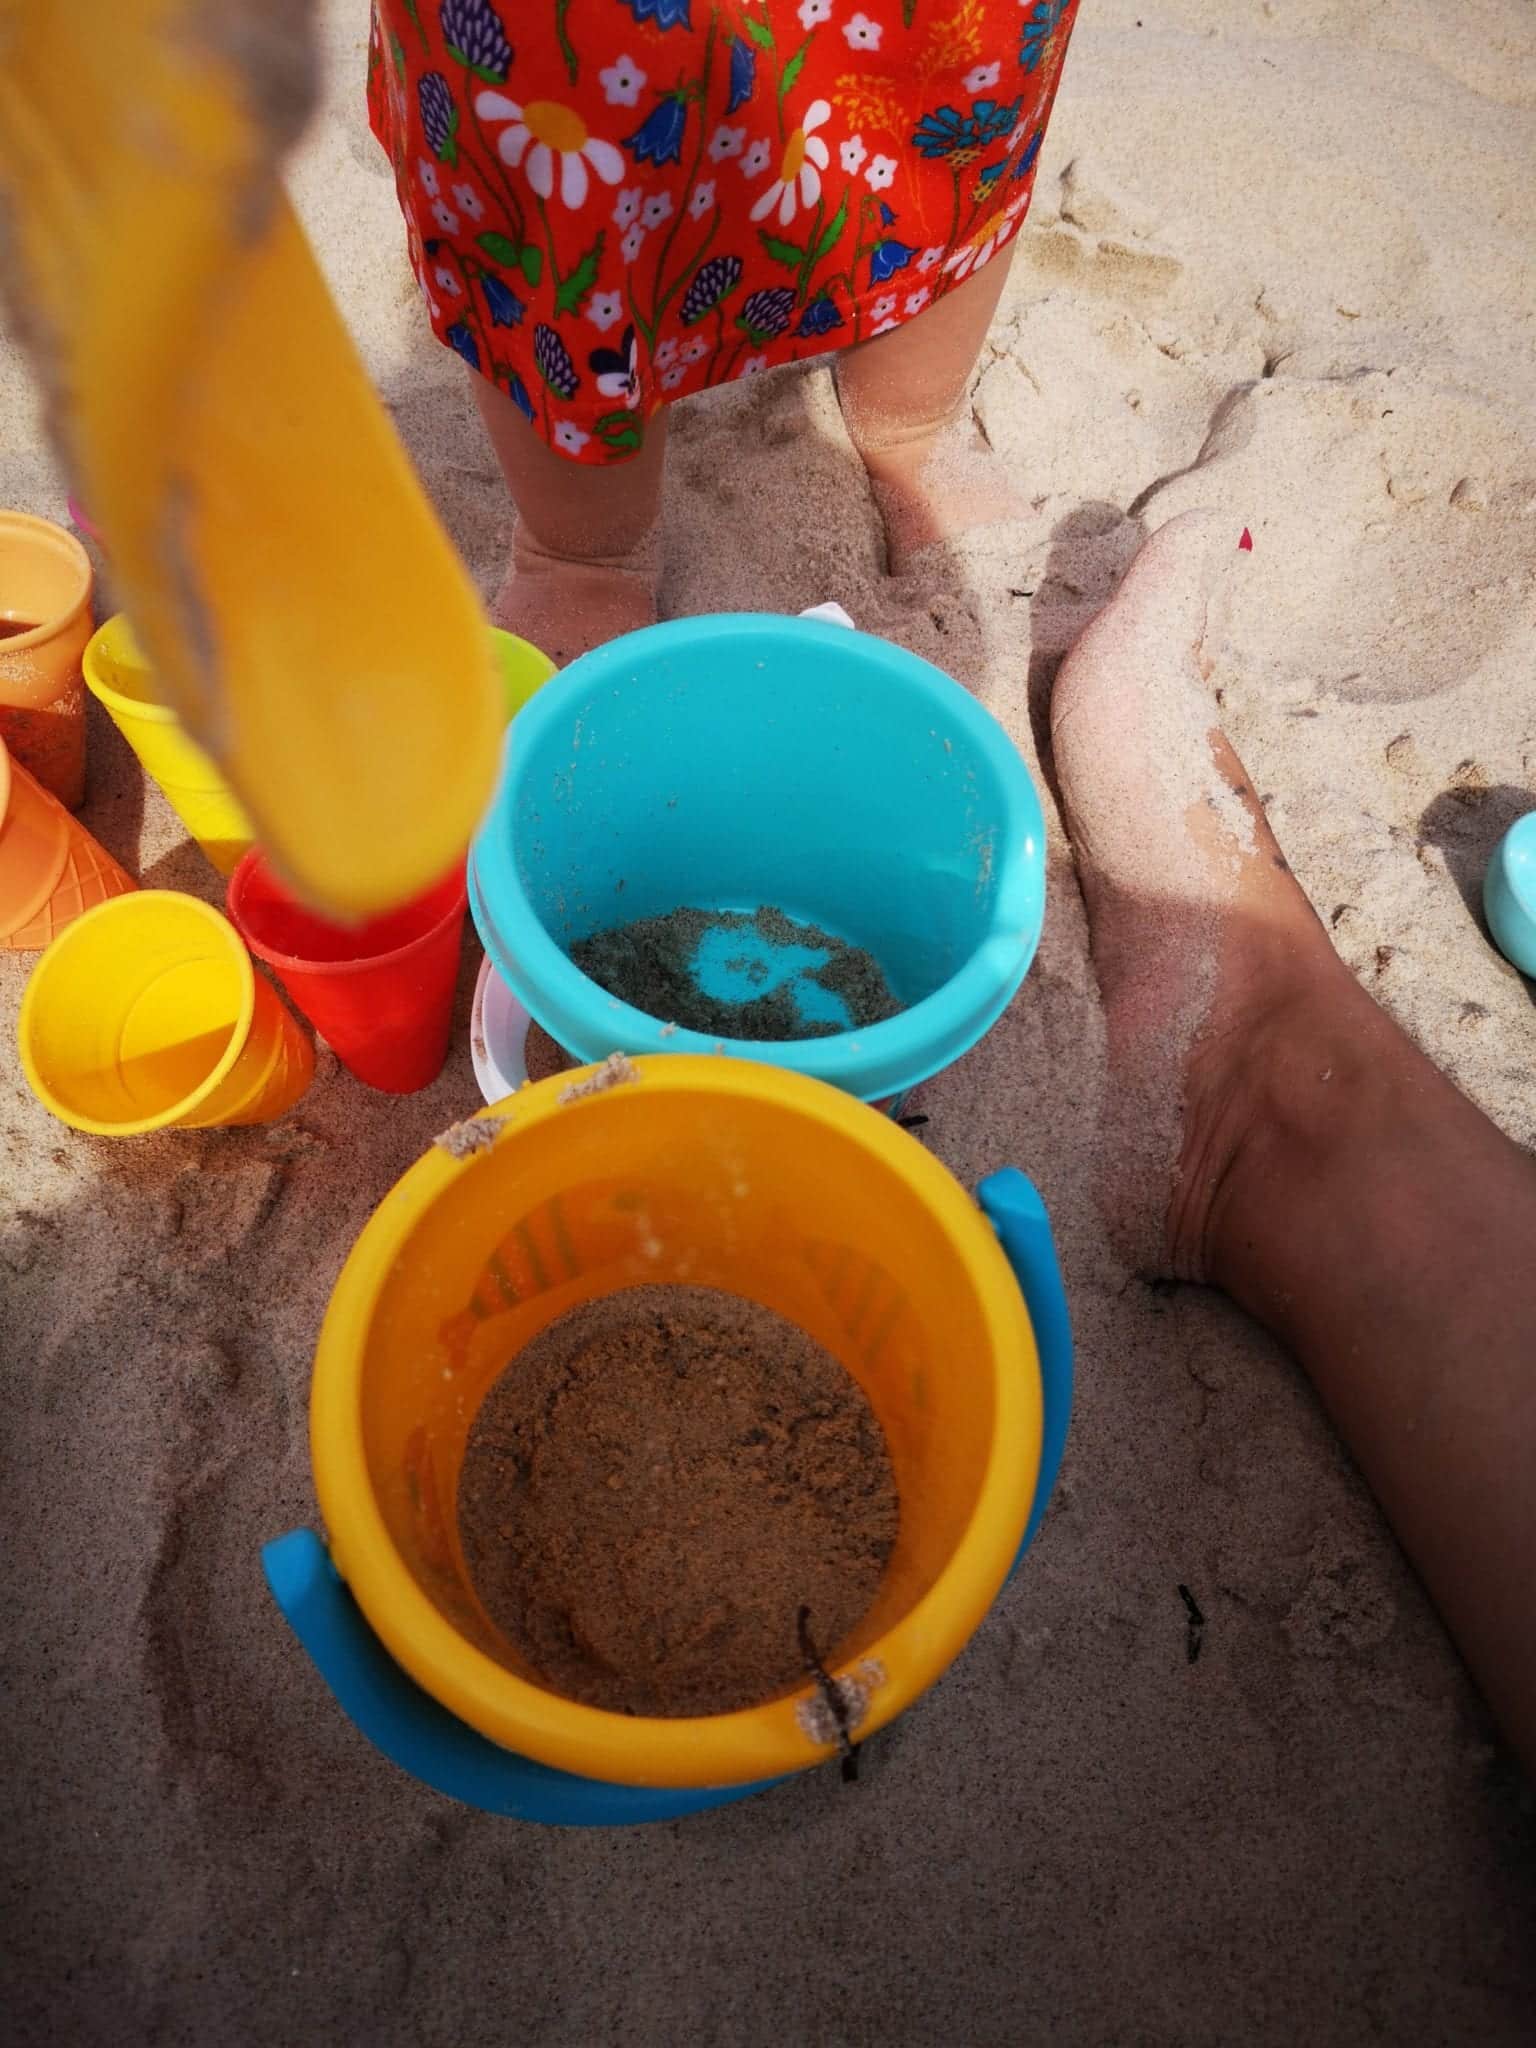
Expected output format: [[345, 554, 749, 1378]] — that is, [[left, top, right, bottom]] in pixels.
[[3, 3, 1534, 2042]]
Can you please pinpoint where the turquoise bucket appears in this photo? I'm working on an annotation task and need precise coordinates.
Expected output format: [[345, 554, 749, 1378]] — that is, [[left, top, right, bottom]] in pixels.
[[469, 613, 1045, 1104]]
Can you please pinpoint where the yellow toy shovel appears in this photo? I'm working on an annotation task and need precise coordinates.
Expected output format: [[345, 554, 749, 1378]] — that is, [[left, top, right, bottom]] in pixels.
[[0, 0, 501, 916]]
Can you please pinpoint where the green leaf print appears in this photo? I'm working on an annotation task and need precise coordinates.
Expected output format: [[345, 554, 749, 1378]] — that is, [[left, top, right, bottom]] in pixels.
[[759, 233, 806, 269], [439, 106, 459, 168], [555, 234, 607, 317], [389, 32, 406, 81], [518, 245, 544, 288], [744, 17, 776, 51], [477, 231, 521, 267], [597, 411, 643, 452], [813, 193, 849, 263], [779, 37, 811, 101]]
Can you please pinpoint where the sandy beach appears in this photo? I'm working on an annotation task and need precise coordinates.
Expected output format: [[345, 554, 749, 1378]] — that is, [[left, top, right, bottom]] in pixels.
[[4, 1, 1535, 2040]]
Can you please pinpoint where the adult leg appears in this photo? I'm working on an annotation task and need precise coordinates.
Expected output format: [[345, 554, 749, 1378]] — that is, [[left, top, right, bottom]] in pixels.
[[472, 375, 666, 664], [836, 253, 1024, 570], [1051, 512, 1536, 1776]]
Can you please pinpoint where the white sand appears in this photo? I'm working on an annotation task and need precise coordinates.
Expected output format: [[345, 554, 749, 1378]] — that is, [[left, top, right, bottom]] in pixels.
[[4, 3, 1535, 2040]]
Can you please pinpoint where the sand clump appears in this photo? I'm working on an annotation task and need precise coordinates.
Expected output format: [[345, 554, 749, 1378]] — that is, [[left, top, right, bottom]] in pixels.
[[456, 1286, 899, 1718], [570, 904, 901, 1042]]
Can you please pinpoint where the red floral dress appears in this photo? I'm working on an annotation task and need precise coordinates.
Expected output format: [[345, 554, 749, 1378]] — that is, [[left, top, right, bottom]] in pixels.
[[367, 0, 1079, 462]]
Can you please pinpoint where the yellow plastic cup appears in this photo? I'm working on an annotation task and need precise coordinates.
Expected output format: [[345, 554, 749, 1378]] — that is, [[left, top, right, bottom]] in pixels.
[[488, 626, 557, 723], [18, 890, 313, 1134], [309, 1056, 1040, 1789], [83, 615, 254, 875]]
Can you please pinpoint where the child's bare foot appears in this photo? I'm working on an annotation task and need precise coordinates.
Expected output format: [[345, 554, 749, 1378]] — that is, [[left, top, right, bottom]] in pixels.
[[491, 527, 659, 667], [844, 405, 1028, 571], [1050, 510, 1375, 1279]]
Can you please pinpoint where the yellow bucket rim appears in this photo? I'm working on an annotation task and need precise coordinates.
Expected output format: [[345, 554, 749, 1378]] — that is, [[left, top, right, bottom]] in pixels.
[[18, 890, 257, 1135], [310, 1055, 1040, 1788]]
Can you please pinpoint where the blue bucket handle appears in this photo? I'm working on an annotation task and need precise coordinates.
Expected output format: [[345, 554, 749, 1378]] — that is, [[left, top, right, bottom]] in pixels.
[[263, 1169, 1070, 1817], [261, 1528, 773, 1824], [977, 1168, 1074, 1569]]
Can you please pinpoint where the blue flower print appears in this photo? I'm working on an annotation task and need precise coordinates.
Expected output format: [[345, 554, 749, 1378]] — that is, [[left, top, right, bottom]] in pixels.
[[624, 92, 689, 167], [418, 71, 458, 162], [482, 272, 524, 327], [796, 293, 844, 338], [911, 97, 1019, 161], [439, 0, 511, 84], [1012, 127, 1044, 180], [618, 0, 693, 28], [727, 35, 756, 114], [976, 160, 1007, 193], [1019, 0, 1068, 74], [878, 202, 897, 227], [868, 238, 915, 285], [445, 320, 480, 370], [508, 373, 535, 423]]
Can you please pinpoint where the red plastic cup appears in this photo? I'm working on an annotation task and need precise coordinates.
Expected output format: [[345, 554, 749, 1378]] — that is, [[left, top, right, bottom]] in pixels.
[[228, 851, 467, 1093]]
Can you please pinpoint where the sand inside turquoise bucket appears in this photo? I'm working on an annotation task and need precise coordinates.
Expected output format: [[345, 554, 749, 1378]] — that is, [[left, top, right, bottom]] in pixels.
[[570, 905, 902, 1042]]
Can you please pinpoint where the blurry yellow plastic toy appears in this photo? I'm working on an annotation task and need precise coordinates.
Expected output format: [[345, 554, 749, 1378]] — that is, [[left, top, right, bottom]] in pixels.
[[0, 0, 501, 915]]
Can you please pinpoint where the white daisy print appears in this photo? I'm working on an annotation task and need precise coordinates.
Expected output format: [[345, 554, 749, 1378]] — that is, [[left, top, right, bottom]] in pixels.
[[688, 179, 717, 220], [942, 212, 1020, 283], [740, 354, 769, 376], [741, 138, 773, 177], [869, 317, 899, 335], [871, 292, 898, 322], [681, 335, 709, 364], [553, 421, 591, 455], [916, 245, 944, 272], [904, 287, 931, 314], [964, 62, 1002, 92], [798, 0, 833, 25], [432, 263, 462, 297], [708, 123, 747, 162], [474, 92, 625, 209], [655, 338, 679, 369], [642, 192, 674, 229], [661, 365, 687, 390], [750, 98, 832, 227], [620, 222, 646, 262], [865, 154, 897, 191], [451, 182, 485, 221], [599, 54, 647, 108], [843, 11, 882, 49], [587, 290, 624, 332], [430, 200, 461, 236], [840, 136, 868, 174], [613, 187, 643, 227], [418, 159, 440, 198]]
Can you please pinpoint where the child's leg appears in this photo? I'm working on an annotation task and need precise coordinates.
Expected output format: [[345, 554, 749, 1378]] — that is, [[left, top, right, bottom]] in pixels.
[[472, 376, 666, 666], [836, 253, 1024, 570]]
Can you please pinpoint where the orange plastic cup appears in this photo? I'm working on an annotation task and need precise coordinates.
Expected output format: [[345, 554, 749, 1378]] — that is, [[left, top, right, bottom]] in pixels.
[[18, 891, 314, 1135], [0, 736, 134, 949], [0, 511, 94, 806]]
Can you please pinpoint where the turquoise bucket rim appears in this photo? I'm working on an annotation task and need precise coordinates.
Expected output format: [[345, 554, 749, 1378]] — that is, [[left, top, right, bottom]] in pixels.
[[469, 611, 1046, 1103]]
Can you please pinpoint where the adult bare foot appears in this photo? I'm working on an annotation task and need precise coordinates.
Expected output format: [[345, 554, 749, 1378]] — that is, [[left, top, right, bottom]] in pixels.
[[1052, 511, 1536, 1776], [491, 527, 659, 666]]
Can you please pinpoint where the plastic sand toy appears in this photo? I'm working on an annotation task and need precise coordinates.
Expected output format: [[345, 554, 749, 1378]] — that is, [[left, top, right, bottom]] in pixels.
[[0, 0, 501, 916], [19, 891, 313, 1134], [264, 1056, 1072, 1822]]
